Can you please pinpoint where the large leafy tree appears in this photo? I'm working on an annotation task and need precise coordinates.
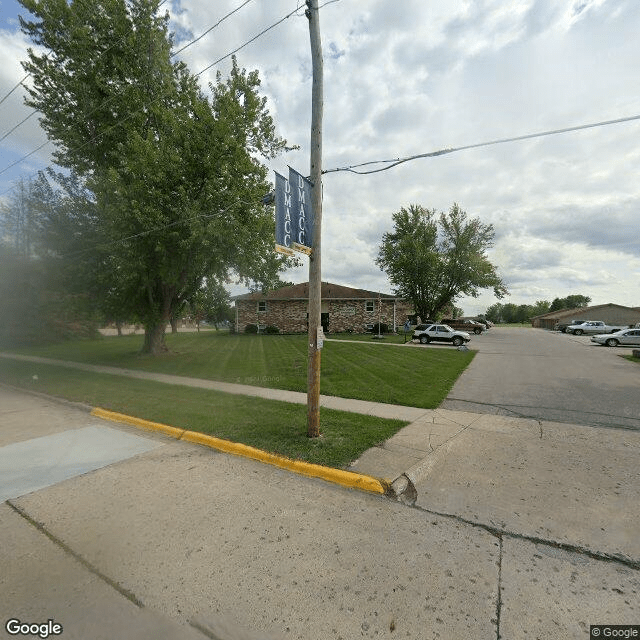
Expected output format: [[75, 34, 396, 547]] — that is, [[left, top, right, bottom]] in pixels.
[[549, 294, 591, 312], [19, 0, 293, 353], [377, 203, 508, 321]]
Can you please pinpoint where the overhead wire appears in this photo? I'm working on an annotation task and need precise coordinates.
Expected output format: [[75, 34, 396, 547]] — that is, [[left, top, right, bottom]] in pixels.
[[195, 2, 304, 77], [0, 2, 306, 187], [171, 0, 255, 58], [59, 198, 256, 259], [0, 0, 251, 149], [0, 73, 30, 107], [323, 114, 640, 175]]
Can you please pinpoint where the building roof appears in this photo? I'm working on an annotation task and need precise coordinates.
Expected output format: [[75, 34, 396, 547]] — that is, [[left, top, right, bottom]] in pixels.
[[235, 281, 398, 301], [531, 303, 640, 321]]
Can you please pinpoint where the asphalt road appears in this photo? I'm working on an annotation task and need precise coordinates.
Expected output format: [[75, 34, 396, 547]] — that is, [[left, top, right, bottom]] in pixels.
[[440, 327, 640, 430]]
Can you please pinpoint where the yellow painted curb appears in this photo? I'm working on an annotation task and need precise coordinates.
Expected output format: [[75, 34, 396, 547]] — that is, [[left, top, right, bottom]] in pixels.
[[91, 407, 388, 495], [91, 408, 186, 439]]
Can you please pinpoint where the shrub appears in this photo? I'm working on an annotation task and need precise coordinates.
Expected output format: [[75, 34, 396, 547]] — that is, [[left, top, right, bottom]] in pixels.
[[244, 324, 258, 334], [264, 325, 280, 334], [371, 322, 389, 334]]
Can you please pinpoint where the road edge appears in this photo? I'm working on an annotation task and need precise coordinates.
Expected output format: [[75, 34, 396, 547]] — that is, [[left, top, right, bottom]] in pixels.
[[90, 407, 389, 496]]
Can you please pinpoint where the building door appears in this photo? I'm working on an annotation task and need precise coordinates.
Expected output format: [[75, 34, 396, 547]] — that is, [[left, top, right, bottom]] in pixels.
[[321, 313, 329, 333]]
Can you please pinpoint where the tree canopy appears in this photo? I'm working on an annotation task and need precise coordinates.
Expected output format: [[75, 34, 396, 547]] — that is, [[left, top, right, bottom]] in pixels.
[[376, 203, 508, 321], [549, 295, 591, 312], [485, 294, 592, 323], [18, 0, 293, 352]]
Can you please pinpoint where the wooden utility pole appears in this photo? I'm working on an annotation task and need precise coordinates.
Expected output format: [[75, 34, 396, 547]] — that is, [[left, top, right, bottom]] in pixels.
[[306, 0, 323, 438]]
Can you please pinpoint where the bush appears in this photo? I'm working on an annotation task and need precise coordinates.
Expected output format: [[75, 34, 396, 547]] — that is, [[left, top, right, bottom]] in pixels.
[[370, 322, 389, 334], [264, 325, 280, 334], [244, 324, 258, 334]]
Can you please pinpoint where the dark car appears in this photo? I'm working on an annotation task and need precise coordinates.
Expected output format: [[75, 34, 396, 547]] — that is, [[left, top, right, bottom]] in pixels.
[[441, 318, 484, 334], [554, 319, 586, 333]]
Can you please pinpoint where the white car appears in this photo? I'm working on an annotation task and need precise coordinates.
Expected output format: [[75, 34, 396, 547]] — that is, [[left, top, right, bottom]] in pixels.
[[412, 323, 471, 346], [590, 329, 640, 347]]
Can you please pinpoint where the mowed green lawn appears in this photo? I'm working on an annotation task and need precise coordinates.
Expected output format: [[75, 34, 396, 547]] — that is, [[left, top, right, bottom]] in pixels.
[[0, 333, 475, 468], [8, 331, 475, 408], [0, 358, 406, 469]]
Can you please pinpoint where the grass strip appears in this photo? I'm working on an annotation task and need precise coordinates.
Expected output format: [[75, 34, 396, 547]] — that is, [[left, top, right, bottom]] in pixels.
[[0, 358, 408, 469], [9, 332, 475, 409]]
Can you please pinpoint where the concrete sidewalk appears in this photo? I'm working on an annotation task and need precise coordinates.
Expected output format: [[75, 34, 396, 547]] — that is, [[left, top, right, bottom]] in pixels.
[[1, 357, 639, 638]]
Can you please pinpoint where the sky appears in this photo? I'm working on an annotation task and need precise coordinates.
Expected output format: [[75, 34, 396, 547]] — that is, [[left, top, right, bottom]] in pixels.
[[1, 0, 639, 316]]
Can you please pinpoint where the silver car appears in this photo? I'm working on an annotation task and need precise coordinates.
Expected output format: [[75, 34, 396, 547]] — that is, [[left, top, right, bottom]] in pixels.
[[591, 329, 640, 347]]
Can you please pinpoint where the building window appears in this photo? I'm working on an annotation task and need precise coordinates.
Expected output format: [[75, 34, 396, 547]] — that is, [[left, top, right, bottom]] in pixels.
[[257, 301, 267, 312], [365, 300, 374, 313]]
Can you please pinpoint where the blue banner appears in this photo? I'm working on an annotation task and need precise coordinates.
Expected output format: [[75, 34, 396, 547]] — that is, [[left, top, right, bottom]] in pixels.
[[274, 171, 294, 255], [289, 167, 314, 253]]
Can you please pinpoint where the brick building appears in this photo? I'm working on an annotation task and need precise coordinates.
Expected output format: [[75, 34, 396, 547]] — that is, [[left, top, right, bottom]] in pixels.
[[234, 282, 413, 334]]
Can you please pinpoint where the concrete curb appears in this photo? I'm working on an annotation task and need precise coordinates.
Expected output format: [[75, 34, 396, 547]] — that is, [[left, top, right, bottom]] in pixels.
[[90, 407, 390, 496]]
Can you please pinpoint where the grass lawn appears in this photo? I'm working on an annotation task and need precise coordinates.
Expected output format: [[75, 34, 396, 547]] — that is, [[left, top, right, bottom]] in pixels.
[[0, 358, 408, 469], [8, 331, 475, 409]]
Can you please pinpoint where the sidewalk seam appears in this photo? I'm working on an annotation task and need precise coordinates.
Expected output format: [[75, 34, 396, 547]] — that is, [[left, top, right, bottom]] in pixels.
[[91, 407, 390, 496], [6, 499, 145, 608]]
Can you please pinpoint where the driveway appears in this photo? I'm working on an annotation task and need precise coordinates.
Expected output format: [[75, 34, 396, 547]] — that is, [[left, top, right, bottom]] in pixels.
[[440, 327, 640, 430]]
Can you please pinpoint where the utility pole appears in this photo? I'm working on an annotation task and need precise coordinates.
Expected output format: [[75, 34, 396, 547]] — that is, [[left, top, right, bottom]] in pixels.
[[306, 0, 323, 438]]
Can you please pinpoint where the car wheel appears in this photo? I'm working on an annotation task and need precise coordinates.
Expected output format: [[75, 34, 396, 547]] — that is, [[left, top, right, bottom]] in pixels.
[[574, 329, 583, 336], [419, 335, 430, 344], [452, 336, 463, 347], [605, 338, 619, 347], [474, 328, 482, 334]]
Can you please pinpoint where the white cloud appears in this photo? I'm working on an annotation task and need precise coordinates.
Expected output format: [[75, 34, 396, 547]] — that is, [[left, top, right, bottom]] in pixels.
[[1, 0, 639, 314]]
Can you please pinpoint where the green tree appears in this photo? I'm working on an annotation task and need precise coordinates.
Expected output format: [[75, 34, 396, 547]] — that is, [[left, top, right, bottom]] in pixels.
[[549, 295, 591, 312], [19, 0, 293, 353], [530, 299, 551, 318], [189, 279, 233, 330], [0, 176, 42, 257], [376, 203, 508, 321]]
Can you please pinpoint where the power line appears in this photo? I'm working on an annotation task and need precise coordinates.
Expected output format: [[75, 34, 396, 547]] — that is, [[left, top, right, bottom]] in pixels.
[[0, 0, 186, 143], [60, 198, 255, 259], [0, 110, 38, 143], [196, 2, 304, 77], [0, 140, 49, 177], [323, 114, 640, 175], [0, 4, 306, 186], [171, 0, 255, 58], [0, 74, 30, 108]]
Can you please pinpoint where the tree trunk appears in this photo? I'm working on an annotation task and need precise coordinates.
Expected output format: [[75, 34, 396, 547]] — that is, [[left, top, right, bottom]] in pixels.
[[170, 316, 178, 333], [142, 319, 169, 354], [116, 320, 123, 337]]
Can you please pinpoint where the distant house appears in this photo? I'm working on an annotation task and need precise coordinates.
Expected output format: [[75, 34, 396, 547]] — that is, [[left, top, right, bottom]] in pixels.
[[234, 282, 413, 334], [531, 303, 640, 330]]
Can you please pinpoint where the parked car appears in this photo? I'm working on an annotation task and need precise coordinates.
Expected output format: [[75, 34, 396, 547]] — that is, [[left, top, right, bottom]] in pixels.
[[413, 323, 471, 346], [591, 328, 640, 347], [474, 318, 492, 329], [555, 319, 586, 333], [441, 318, 484, 334], [566, 321, 628, 335]]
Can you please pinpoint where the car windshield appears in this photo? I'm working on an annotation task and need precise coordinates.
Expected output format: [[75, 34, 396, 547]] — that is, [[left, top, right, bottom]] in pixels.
[[441, 324, 454, 332]]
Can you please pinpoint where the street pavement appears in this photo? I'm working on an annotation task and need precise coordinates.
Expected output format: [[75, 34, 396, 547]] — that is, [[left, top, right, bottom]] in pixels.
[[440, 327, 640, 430], [1, 340, 639, 639]]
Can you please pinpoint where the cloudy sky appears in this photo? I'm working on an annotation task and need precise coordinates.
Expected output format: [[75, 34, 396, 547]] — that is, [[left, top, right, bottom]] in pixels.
[[1, 0, 638, 316]]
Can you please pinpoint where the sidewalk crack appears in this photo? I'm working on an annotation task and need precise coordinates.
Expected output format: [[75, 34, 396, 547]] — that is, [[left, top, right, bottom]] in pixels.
[[495, 535, 503, 640], [6, 499, 144, 608]]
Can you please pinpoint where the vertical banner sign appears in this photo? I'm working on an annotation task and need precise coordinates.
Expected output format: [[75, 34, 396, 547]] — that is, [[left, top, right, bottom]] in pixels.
[[274, 172, 295, 256], [289, 167, 314, 255]]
